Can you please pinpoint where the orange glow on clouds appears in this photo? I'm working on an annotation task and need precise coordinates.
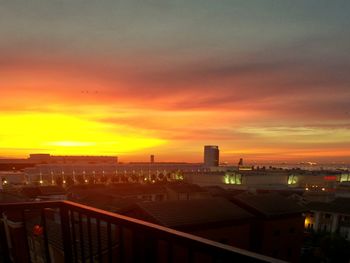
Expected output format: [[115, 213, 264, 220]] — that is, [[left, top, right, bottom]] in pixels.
[[1, 54, 350, 163]]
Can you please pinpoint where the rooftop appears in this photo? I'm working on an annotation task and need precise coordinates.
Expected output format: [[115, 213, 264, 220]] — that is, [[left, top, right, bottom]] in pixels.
[[21, 186, 66, 198], [132, 198, 253, 228], [166, 183, 207, 193], [233, 193, 306, 217], [308, 198, 350, 214], [0, 192, 28, 203]]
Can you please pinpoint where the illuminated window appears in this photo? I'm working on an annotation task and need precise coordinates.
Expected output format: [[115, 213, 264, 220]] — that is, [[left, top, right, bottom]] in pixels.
[[288, 175, 298, 185], [223, 173, 242, 185], [340, 173, 350, 182]]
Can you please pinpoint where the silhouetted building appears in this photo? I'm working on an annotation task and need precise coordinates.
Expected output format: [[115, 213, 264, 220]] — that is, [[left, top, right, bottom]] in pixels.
[[123, 198, 254, 250], [29, 154, 118, 164], [232, 193, 306, 262], [150, 155, 155, 163], [0, 192, 27, 203], [0, 158, 36, 171], [21, 186, 67, 201], [28, 154, 51, 163], [204, 145, 219, 167], [165, 182, 210, 200]]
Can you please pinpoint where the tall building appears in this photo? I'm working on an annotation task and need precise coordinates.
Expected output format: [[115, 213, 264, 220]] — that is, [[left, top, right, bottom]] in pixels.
[[204, 145, 219, 167]]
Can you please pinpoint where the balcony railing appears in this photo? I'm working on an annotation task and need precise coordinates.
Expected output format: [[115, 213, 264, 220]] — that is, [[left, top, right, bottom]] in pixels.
[[0, 201, 284, 263]]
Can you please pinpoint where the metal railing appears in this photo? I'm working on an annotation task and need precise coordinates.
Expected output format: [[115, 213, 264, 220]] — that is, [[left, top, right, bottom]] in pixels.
[[0, 201, 283, 263]]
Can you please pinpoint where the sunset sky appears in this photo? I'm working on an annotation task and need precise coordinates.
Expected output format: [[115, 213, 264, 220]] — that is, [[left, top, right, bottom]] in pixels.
[[1, 1, 350, 163]]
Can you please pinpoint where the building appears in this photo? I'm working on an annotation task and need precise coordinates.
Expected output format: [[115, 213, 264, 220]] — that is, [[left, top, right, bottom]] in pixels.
[[22, 161, 207, 186], [20, 186, 67, 201], [184, 168, 344, 193], [67, 183, 211, 211], [0, 171, 27, 189], [305, 198, 350, 240], [165, 183, 211, 201], [0, 192, 28, 203], [232, 193, 306, 262], [123, 198, 254, 250], [0, 158, 36, 171], [204, 145, 219, 167], [29, 154, 118, 164], [68, 183, 167, 205]]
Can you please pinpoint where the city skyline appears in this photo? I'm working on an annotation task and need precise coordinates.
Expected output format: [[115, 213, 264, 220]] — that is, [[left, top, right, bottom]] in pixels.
[[1, 1, 350, 162]]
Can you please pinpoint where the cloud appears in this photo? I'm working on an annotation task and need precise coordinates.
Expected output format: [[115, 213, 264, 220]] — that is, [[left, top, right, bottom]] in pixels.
[[0, 5, 350, 162]]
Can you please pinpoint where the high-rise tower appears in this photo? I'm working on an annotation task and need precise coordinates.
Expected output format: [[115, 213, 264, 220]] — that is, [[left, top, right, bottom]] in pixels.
[[204, 145, 219, 167]]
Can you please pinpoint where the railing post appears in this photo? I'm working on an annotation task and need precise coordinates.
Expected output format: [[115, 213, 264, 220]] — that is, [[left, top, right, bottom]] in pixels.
[[60, 205, 73, 263], [41, 209, 52, 263], [0, 210, 11, 263]]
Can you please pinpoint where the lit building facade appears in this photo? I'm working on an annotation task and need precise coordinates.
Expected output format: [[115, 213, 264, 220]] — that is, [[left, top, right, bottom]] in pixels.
[[305, 198, 350, 240]]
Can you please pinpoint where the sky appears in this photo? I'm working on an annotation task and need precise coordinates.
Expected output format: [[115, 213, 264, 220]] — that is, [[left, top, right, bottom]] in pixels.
[[0, 0, 350, 163]]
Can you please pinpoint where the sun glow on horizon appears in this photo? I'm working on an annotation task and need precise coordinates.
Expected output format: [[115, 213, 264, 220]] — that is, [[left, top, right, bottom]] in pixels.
[[0, 111, 166, 157]]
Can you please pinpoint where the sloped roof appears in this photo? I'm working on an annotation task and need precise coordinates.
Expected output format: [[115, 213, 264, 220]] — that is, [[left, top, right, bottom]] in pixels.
[[109, 183, 166, 196], [308, 198, 350, 215], [21, 187, 41, 198], [38, 186, 66, 195], [78, 196, 138, 213], [0, 192, 28, 203], [233, 193, 306, 216], [21, 186, 66, 198], [202, 186, 227, 193], [68, 184, 166, 198], [166, 183, 207, 193], [135, 198, 253, 228]]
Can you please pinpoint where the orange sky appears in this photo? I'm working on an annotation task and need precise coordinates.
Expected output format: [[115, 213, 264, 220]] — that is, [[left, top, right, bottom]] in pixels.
[[1, 60, 349, 163], [1, 1, 350, 163]]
